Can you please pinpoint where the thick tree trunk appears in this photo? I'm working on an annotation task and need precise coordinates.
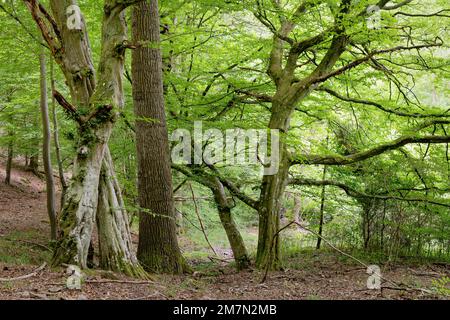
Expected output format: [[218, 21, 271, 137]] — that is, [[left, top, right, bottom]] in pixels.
[[96, 150, 147, 277], [256, 101, 293, 270], [40, 50, 57, 240], [132, 0, 184, 273], [51, 123, 111, 268], [211, 177, 250, 271], [39, 0, 145, 276]]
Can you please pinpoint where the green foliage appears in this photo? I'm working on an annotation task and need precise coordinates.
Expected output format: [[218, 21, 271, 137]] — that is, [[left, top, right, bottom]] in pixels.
[[0, 0, 449, 268], [432, 276, 450, 297]]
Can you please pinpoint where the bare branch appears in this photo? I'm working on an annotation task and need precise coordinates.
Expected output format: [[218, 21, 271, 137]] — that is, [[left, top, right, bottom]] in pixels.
[[310, 41, 443, 85], [53, 90, 82, 125], [394, 9, 450, 18]]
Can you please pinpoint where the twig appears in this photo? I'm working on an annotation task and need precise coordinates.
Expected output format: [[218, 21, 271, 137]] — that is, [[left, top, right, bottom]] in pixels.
[[0, 263, 47, 282], [261, 221, 395, 290], [188, 183, 218, 256], [135, 291, 168, 300], [407, 268, 443, 278], [85, 279, 154, 285]]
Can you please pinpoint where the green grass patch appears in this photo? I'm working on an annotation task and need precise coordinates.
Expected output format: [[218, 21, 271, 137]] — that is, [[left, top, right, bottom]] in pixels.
[[0, 230, 51, 266]]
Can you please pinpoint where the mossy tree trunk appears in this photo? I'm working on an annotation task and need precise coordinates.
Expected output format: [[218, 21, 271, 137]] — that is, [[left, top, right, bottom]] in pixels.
[[256, 96, 301, 270], [211, 177, 250, 271], [255, 0, 350, 270], [26, 0, 146, 276], [96, 149, 147, 277]]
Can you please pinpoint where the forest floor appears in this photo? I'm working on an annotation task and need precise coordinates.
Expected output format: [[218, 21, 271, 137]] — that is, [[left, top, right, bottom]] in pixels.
[[0, 161, 449, 300]]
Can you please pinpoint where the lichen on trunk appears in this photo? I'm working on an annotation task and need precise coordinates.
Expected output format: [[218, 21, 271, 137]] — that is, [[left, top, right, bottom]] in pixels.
[[26, 0, 147, 277], [96, 150, 147, 278]]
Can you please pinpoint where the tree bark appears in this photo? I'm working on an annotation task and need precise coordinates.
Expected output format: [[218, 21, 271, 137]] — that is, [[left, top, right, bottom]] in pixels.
[[24, 0, 145, 276], [256, 100, 294, 270], [5, 137, 13, 185], [39, 50, 57, 240], [211, 177, 250, 271], [316, 165, 327, 249], [132, 0, 184, 273], [50, 57, 68, 202], [96, 149, 147, 277]]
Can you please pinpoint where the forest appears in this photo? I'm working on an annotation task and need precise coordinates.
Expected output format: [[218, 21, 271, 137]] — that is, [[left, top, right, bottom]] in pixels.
[[0, 0, 449, 302]]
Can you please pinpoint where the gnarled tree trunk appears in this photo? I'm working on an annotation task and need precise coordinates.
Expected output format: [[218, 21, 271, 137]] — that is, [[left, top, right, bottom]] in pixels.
[[96, 149, 146, 277], [26, 0, 146, 276]]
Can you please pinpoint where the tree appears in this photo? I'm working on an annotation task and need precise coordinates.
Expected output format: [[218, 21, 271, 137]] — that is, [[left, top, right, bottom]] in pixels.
[[39, 48, 57, 240], [249, 0, 449, 270], [172, 164, 251, 270], [50, 57, 68, 202], [131, 0, 185, 273], [24, 0, 147, 277]]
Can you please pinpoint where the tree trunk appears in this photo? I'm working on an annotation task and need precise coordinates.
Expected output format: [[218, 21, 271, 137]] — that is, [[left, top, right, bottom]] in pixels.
[[293, 195, 302, 229], [316, 165, 327, 249], [211, 177, 250, 271], [28, 108, 40, 176], [256, 100, 293, 270], [96, 149, 147, 277], [132, 0, 184, 273], [5, 137, 13, 185], [39, 50, 57, 240], [51, 123, 112, 268], [29, 0, 146, 276], [50, 57, 68, 202], [362, 200, 373, 250], [28, 153, 39, 176]]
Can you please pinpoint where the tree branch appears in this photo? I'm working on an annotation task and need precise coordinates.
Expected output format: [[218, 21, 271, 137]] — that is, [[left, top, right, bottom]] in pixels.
[[22, 0, 61, 56], [310, 41, 443, 85], [52, 90, 82, 125], [317, 87, 450, 118], [289, 178, 450, 208], [291, 134, 450, 166], [382, 0, 413, 10], [394, 9, 450, 18]]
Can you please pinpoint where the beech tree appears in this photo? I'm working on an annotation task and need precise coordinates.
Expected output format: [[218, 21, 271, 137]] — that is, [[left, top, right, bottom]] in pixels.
[[1, 0, 447, 279], [246, 0, 449, 270], [23, 0, 147, 277]]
